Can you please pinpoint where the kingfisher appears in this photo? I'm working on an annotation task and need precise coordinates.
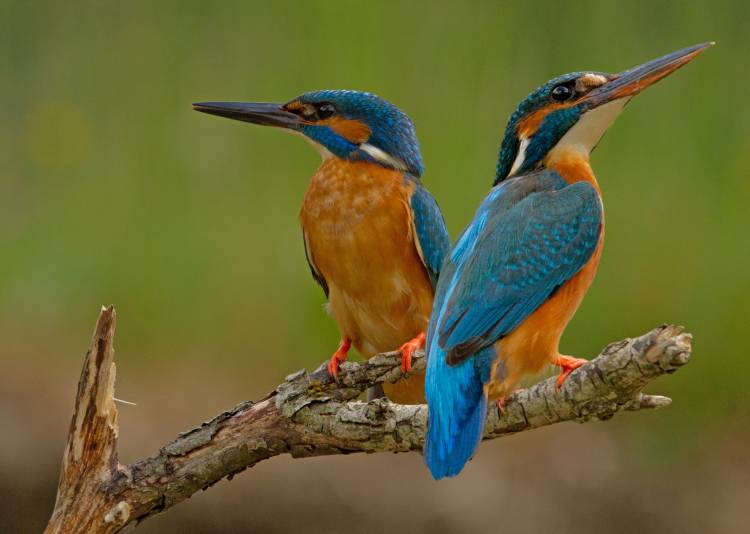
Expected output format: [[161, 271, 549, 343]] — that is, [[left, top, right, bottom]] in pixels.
[[193, 90, 449, 404], [424, 43, 712, 478]]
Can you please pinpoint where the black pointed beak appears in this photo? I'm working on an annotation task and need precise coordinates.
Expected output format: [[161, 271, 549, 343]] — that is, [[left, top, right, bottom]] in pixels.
[[192, 101, 302, 129], [584, 42, 714, 108]]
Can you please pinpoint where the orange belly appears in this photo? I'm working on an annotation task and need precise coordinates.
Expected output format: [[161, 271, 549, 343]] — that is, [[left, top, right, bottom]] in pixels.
[[299, 159, 434, 403], [488, 152, 604, 399], [488, 238, 602, 399]]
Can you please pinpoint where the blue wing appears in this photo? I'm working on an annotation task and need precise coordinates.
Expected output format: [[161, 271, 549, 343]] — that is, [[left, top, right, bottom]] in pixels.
[[424, 169, 602, 479], [409, 182, 450, 288], [437, 171, 602, 363]]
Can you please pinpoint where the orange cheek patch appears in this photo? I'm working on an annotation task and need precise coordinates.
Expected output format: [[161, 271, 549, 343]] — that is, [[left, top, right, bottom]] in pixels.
[[516, 101, 578, 138], [517, 108, 551, 138], [323, 117, 371, 144]]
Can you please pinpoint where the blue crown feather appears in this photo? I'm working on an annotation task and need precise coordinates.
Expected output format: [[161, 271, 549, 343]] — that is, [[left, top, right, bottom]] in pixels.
[[298, 90, 424, 177]]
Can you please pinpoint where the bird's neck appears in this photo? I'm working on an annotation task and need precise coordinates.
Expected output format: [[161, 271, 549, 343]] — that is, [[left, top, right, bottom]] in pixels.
[[310, 157, 404, 191], [544, 149, 601, 195], [316, 156, 386, 174]]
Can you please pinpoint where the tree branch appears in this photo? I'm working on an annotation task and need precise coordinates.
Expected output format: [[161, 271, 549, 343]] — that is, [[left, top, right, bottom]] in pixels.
[[46, 307, 692, 533]]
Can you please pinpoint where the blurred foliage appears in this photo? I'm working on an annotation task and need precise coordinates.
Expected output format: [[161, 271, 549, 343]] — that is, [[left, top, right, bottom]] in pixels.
[[1, 0, 748, 519]]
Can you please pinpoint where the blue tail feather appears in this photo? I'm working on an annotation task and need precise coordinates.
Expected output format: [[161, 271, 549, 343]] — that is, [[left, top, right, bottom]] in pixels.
[[424, 344, 494, 479]]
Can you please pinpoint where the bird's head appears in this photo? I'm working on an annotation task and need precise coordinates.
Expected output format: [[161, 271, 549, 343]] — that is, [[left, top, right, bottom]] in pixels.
[[494, 42, 713, 184], [193, 90, 424, 177]]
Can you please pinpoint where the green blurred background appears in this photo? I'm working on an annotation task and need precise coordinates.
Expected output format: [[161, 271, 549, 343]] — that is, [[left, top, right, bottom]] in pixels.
[[2, 1, 748, 532]]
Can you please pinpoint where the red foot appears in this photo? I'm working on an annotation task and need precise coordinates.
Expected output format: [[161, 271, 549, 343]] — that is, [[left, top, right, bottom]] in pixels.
[[327, 338, 352, 378], [397, 332, 425, 373], [496, 397, 508, 415], [495, 389, 521, 415], [552, 355, 588, 390]]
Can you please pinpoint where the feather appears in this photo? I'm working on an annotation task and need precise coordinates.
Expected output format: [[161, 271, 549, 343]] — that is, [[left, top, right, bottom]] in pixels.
[[425, 168, 603, 478]]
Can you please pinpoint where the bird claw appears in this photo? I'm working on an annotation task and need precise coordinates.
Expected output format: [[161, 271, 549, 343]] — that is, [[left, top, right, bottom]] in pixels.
[[397, 332, 426, 373], [495, 388, 521, 415], [327, 338, 351, 378], [553, 355, 588, 390]]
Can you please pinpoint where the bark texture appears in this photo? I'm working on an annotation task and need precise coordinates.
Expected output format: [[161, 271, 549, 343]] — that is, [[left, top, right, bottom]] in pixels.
[[46, 307, 692, 533]]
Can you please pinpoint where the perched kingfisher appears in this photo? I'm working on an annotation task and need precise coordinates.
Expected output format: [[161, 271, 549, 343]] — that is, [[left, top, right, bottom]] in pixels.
[[193, 90, 449, 404], [424, 43, 712, 478]]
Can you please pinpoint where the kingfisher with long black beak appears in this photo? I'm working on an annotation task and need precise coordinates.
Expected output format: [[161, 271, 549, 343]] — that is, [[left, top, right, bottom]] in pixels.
[[424, 43, 712, 478], [194, 91, 449, 404]]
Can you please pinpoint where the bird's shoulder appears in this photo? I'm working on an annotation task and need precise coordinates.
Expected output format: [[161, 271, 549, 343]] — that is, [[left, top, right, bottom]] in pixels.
[[404, 175, 450, 288]]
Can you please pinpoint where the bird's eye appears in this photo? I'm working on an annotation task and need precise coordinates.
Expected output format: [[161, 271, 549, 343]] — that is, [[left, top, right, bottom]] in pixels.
[[317, 103, 336, 120], [550, 84, 574, 102]]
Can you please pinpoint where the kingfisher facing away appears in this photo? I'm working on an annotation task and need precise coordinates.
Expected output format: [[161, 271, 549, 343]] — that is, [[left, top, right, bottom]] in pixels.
[[424, 43, 712, 478], [193, 91, 449, 404]]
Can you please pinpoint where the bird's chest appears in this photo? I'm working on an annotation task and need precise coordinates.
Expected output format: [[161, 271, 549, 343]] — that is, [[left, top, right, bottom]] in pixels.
[[300, 160, 407, 234], [299, 160, 432, 354], [299, 160, 413, 267]]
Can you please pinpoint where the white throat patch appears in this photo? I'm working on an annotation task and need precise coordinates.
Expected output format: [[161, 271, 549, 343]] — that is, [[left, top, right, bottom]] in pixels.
[[359, 143, 407, 171], [290, 130, 333, 160], [290, 130, 406, 169], [548, 97, 631, 160], [508, 136, 530, 177]]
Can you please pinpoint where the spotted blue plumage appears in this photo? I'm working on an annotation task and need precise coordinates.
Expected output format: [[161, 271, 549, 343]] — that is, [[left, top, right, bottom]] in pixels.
[[408, 182, 450, 288], [424, 169, 602, 479], [297, 90, 424, 177]]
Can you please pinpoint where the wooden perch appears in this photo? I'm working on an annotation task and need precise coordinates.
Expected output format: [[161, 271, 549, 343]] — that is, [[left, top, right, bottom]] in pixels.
[[45, 306, 692, 533]]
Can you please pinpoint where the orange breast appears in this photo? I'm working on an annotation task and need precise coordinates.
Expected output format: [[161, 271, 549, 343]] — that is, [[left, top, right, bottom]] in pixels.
[[488, 153, 604, 399], [299, 159, 434, 403]]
